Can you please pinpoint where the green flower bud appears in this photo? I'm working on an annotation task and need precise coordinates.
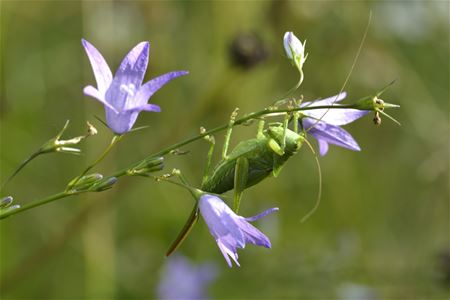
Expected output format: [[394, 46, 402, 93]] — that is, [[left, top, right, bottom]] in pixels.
[[67, 173, 103, 191], [127, 156, 164, 176], [89, 177, 118, 192], [0, 196, 13, 209]]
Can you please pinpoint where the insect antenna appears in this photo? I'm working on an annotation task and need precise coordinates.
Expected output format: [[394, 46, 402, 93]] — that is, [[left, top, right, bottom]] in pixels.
[[305, 11, 372, 134], [297, 13, 372, 222], [300, 138, 322, 223]]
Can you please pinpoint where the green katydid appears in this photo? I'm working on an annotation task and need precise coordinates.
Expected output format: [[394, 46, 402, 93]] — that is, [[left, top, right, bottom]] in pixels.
[[165, 108, 308, 256]]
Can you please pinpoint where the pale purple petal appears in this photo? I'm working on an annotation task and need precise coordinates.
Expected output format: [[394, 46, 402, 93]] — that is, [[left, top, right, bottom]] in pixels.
[[236, 218, 272, 248], [217, 241, 240, 267], [105, 42, 149, 112], [304, 108, 369, 126], [245, 207, 279, 222], [126, 103, 161, 113], [81, 39, 113, 94], [317, 139, 330, 156], [301, 92, 369, 126], [134, 71, 189, 107], [301, 92, 347, 107], [303, 118, 361, 155], [115, 41, 150, 89], [83, 85, 118, 113]]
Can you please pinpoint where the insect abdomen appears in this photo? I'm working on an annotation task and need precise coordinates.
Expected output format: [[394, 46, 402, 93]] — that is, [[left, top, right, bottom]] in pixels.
[[201, 138, 274, 194]]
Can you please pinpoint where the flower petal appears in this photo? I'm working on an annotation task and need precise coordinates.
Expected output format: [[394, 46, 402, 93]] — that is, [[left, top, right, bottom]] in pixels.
[[81, 39, 113, 94], [105, 42, 150, 111], [126, 103, 161, 113], [305, 108, 369, 126], [245, 207, 279, 222], [236, 218, 272, 248], [115, 41, 150, 87], [134, 71, 189, 107], [217, 241, 240, 267], [301, 93, 369, 125], [83, 85, 118, 113], [302, 92, 347, 107], [303, 118, 361, 155], [317, 139, 330, 156]]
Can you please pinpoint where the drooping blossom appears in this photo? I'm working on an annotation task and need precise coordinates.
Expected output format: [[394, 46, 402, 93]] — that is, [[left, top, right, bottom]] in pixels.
[[283, 31, 307, 70], [82, 39, 188, 134], [157, 254, 217, 300], [199, 194, 278, 267], [300, 92, 369, 156]]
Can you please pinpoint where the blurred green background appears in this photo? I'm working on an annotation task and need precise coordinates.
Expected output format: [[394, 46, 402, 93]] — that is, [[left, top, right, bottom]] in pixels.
[[0, 1, 448, 299]]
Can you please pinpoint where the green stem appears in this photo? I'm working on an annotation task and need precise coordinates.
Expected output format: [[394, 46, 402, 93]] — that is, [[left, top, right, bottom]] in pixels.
[[67, 135, 122, 190], [270, 68, 304, 106], [0, 191, 74, 220]]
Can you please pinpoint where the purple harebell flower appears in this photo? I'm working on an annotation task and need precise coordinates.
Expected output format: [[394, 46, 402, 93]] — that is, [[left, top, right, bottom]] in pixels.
[[82, 39, 188, 134]]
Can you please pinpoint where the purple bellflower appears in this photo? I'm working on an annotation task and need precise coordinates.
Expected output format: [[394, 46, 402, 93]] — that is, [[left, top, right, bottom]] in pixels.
[[82, 39, 188, 134], [199, 194, 278, 267], [157, 254, 217, 300], [300, 92, 369, 156]]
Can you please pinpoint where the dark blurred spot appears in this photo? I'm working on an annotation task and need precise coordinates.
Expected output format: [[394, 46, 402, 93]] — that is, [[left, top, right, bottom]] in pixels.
[[437, 251, 450, 286], [229, 33, 269, 70]]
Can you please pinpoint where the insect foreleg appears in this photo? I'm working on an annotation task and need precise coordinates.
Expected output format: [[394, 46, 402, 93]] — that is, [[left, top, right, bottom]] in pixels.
[[257, 119, 265, 138], [293, 112, 300, 133], [233, 156, 249, 212], [222, 108, 239, 159], [200, 127, 216, 187], [281, 113, 290, 151]]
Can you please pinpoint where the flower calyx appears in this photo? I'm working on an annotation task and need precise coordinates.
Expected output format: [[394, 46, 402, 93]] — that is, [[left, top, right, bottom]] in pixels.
[[40, 120, 97, 155]]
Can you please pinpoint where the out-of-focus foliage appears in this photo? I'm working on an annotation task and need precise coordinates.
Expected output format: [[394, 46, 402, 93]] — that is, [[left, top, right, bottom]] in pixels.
[[0, 1, 448, 299]]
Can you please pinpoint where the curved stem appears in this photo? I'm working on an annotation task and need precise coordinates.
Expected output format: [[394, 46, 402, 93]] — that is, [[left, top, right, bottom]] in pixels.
[[284, 68, 303, 96], [270, 68, 304, 106]]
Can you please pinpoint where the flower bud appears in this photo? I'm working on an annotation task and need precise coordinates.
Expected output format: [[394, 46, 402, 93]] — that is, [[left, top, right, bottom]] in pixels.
[[0, 196, 13, 208], [283, 31, 307, 69], [68, 173, 103, 191], [127, 156, 164, 176], [89, 177, 118, 192]]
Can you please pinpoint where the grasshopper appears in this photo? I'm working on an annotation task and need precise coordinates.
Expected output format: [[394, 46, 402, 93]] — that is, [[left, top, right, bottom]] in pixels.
[[166, 108, 306, 256]]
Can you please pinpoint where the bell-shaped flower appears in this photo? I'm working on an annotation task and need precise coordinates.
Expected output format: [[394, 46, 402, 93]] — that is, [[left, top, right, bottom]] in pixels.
[[199, 194, 278, 267], [82, 39, 188, 134], [283, 31, 307, 70], [300, 92, 369, 156]]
